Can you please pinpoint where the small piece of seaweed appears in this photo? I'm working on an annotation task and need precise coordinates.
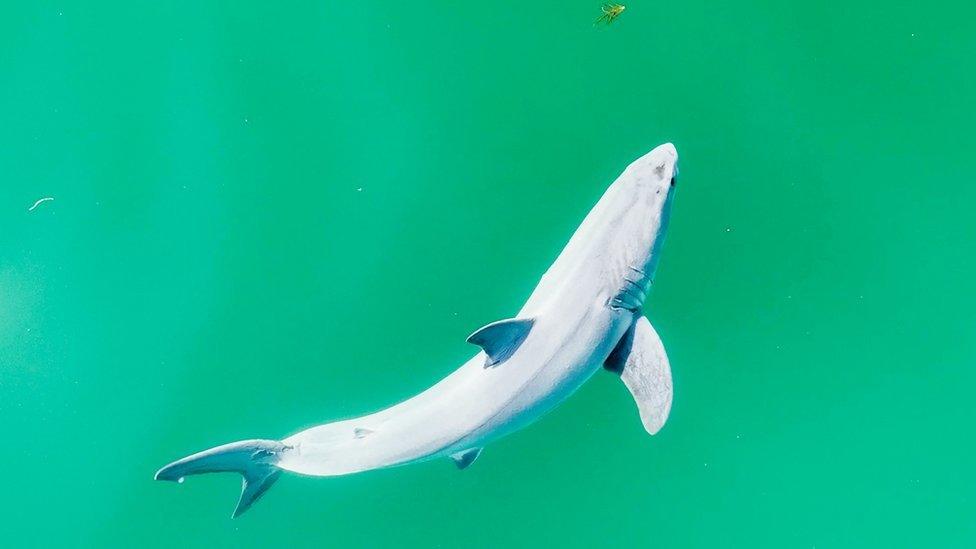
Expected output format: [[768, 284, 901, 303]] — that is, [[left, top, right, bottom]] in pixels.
[[595, 3, 626, 25]]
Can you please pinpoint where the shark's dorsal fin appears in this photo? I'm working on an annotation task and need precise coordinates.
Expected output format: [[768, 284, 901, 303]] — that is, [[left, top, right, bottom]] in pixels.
[[450, 448, 483, 469], [466, 318, 534, 367], [604, 316, 673, 435]]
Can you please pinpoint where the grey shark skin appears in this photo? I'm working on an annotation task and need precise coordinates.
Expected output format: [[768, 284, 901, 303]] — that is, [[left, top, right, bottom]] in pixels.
[[156, 143, 679, 517]]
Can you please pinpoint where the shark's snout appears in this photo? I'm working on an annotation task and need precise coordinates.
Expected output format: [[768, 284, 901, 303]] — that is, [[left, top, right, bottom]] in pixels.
[[658, 142, 677, 159], [628, 142, 678, 185], [658, 143, 678, 180], [658, 143, 678, 189]]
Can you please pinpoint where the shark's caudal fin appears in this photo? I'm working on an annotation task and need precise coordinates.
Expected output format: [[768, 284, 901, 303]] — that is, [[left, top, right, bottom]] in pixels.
[[155, 439, 289, 518]]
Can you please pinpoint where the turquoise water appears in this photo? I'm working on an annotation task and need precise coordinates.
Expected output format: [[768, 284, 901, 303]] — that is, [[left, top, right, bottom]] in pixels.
[[1, 1, 974, 546]]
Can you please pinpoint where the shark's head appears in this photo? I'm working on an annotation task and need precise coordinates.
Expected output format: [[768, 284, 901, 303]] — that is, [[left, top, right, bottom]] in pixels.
[[506, 142, 678, 314], [592, 143, 678, 308], [623, 141, 678, 204]]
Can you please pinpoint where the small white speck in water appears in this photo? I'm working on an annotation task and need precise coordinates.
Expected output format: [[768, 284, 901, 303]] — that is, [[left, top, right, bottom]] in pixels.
[[725, 226, 732, 233], [28, 197, 54, 211], [356, 187, 363, 192], [177, 477, 185, 484]]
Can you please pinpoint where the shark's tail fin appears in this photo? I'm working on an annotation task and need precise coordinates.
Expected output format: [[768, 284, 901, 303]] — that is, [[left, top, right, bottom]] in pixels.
[[155, 439, 290, 518]]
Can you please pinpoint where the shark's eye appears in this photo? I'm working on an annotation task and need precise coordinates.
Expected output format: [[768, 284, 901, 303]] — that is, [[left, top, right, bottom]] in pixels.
[[670, 177, 677, 187]]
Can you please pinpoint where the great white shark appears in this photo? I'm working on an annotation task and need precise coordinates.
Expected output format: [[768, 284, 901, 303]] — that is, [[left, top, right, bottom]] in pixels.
[[156, 142, 680, 517]]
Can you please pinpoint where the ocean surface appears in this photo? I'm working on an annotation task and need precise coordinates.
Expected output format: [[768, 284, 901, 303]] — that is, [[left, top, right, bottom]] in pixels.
[[2, 1, 974, 546]]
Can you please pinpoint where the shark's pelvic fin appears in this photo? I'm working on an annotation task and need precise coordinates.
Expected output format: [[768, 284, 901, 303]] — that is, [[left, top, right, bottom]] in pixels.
[[154, 439, 289, 518], [466, 318, 534, 367], [604, 316, 673, 435], [450, 448, 483, 469]]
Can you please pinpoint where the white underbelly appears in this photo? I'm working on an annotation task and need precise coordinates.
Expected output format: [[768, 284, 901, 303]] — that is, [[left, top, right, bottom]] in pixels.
[[279, 294, 632, 477]]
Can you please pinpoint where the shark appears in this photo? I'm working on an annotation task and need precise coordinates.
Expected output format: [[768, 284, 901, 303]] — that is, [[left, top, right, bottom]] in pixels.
[[155, 142, 679, 517]]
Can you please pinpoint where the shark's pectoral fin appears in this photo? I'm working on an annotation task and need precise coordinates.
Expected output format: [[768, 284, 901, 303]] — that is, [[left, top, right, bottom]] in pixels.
[[466, 318, 534, 367], [450, 448, 483, 469], [604, 316, 673, 435]]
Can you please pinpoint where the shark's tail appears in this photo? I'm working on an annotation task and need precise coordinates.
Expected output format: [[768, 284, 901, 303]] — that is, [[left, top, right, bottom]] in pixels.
[[155, 439, 290, 518]]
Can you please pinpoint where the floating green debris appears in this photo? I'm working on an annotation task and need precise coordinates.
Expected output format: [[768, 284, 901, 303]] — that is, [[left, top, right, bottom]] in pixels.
[[595, 3, 626, 25]]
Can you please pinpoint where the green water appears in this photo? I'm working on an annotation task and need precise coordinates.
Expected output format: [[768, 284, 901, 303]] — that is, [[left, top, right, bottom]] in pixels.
[[2, 1, 974, 546]]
